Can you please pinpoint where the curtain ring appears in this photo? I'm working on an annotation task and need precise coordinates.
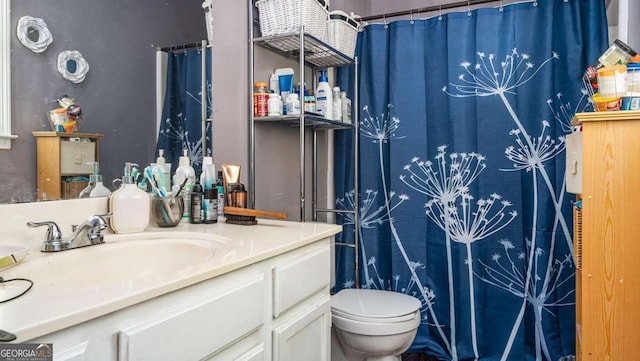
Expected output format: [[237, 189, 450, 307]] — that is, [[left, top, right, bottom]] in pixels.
[[499, 0, 504, 12], [409, 9, 414, 24], [533, 0, 538, 6], [383, 13, 388, 28], [438, 5, 443, 21], [467, 1, 472, 16]]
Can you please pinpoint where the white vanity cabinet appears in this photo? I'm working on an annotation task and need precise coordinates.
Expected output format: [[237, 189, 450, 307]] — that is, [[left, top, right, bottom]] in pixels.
[[27, 237, 332, 361]]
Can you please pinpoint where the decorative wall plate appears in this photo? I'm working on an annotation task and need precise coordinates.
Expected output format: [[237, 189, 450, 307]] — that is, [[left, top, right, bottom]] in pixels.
[[57, 50, 90, 83], [16, 16, 53, 53]]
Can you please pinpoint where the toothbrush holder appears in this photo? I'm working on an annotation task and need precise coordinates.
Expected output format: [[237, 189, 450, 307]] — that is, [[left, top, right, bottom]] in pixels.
[[151, 195, 184, 227]]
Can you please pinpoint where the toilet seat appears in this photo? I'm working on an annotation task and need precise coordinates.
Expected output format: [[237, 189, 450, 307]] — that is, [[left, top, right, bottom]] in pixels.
[[331, 289, 422, 321], [332, 310, 421, 336]]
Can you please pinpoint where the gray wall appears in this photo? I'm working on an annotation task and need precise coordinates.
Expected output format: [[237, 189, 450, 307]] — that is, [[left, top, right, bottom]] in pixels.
[[6, 0, 206, 203]]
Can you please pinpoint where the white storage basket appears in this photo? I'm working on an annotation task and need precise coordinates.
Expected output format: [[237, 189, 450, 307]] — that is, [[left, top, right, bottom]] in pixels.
[[255, 0, 329, 41], [326, 10, 360, 58]]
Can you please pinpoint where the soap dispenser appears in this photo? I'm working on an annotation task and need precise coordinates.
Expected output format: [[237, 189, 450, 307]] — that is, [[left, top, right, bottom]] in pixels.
[[173, 149, 196, 220], [152, 149, 171, 193], [89, 162, 111, 197], [109, 162, 150, 234]]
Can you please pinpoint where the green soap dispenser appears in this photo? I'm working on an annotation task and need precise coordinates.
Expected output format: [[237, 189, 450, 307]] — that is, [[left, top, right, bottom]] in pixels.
[[108, 162, 150, 234]]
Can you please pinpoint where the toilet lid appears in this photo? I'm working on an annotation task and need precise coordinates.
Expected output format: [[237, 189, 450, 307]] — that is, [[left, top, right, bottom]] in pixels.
[[331, 289, 422, 320]]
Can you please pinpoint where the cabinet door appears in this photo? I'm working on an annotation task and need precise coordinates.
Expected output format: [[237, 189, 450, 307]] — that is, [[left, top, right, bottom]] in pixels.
[[272, 296, 331, 361], [53, 341, 88, 361], [119, 275, 265, 361], [272, 246, 330, 317]]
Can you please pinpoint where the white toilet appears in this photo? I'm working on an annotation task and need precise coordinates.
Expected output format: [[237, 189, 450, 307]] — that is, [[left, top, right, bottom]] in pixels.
[[330, 288, 422, 361]]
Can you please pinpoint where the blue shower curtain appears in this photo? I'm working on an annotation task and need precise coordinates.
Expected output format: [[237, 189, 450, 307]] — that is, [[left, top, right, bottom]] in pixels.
[[156, 48, 212, 175], [334, 0, 607, 360]]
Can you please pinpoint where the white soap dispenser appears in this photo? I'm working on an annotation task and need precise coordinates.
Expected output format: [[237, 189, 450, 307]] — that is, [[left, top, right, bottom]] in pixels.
[[89, 162, 111, 197], [173, 149, 196, 220], [152, 149, 171, 194], [109, 162, 150, 234]]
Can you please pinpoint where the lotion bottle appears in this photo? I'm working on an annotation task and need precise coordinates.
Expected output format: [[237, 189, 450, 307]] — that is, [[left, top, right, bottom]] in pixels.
[[316, 69, 333, 119], [152, 149, 171, 194], [173, 149, 196, 220], [108, 162, 150, 234]]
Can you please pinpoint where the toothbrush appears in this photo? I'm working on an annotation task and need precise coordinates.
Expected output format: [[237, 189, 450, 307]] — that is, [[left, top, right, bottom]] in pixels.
[[144, 166, 166, 197]]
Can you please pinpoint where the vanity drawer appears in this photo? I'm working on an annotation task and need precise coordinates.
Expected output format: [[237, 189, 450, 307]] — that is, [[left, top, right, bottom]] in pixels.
[[273, 245, 330, 317], [119, 274, 265, 361], [60, 140, 95, 174]]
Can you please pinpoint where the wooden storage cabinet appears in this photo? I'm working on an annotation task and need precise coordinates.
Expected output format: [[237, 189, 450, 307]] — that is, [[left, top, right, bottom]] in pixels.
[[32, 132, 103, 200], [570, 112, 640, 360]]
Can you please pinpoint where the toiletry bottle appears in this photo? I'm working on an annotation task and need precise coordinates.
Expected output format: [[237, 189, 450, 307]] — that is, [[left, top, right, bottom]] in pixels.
[[173, 149, 196, 220], [89, 162, 111, 197], [341, 91, 352, 124], [232, 183, 248, 208], [79, 163, 97, 198], [204, 188, 218, 224], [316, 69, 333, 119], [332, 86, 342, 121], [216, 171, 225, 216], [152, 149, 171, 194], [201, 156, 215, 190], [190, 179, 204, 224], [200, 157, 215, 221], [287, 93, 301, 115], [108, 162, 150, 234]]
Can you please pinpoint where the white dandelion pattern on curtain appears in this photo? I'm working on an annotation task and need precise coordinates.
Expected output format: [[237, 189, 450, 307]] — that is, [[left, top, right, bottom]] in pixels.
[[158, 81, 212, 168], [337, 48, 576, 361]]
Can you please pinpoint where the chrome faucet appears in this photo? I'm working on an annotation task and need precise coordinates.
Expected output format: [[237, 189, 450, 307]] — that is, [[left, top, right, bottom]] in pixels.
[[27, 214, 110, 252]]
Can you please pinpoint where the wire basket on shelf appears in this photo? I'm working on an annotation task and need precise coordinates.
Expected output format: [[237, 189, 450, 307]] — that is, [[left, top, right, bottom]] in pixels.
[[326, 10, 360, 58], [255, 0, 329, 41]]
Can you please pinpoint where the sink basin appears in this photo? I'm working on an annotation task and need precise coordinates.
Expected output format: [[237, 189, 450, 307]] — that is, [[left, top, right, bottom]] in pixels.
[[0, 232, 231, 288]]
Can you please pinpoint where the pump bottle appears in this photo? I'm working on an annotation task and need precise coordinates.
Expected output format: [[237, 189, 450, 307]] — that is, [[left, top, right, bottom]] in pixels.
[[152, 149, 171, 194], [316, 69, 333, 119], [108, 162, 150, 233], [173, 149, 196, 220]]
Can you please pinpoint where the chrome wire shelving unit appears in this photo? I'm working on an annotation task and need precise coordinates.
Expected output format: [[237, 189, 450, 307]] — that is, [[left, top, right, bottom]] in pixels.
[[248, 1, 361, 287]]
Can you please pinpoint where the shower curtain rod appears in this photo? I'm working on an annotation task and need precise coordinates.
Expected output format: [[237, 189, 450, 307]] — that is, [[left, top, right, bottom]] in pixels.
[[158, 41, 206, 52], [360, 0, 502, 21]]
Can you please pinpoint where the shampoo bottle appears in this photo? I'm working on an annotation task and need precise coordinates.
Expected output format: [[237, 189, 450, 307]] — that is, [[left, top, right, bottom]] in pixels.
[[173, 149, 196, 220], [109, 162, 150, 234], [152, 149, 171, 194], [332, 86, 342, 121], [316, 69, 333, 120], [89, 162, 111, 197]]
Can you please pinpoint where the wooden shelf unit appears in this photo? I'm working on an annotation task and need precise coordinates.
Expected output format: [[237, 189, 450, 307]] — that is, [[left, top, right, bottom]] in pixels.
[[32, 131, 104, 201], [571, 111, 640, 360]]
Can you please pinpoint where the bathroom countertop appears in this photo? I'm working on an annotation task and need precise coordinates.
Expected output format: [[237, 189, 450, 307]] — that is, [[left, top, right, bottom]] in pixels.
[[0, 218, 342, 343]]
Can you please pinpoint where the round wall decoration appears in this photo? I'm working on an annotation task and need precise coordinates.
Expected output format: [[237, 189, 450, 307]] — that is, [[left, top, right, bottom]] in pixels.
[[57, 50, 90, 83], [16, 16, 53, 53]]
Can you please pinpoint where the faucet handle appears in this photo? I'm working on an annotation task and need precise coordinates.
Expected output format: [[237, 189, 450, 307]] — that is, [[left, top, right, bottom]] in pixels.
[[26, 221, 63, 242]]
